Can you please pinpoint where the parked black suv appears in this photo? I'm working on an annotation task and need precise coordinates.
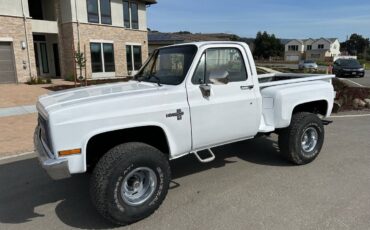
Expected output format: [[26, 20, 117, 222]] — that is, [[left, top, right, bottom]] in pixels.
[[333, 59, 365, 78]]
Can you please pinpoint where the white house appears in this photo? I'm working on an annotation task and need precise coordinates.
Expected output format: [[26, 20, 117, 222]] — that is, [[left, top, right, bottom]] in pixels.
[[285, 38, 340, 62]]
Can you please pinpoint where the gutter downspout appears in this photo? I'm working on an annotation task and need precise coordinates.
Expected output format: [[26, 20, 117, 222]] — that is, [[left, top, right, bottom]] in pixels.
[[21, 0, 33, 81], [74, 0, 82, 79]]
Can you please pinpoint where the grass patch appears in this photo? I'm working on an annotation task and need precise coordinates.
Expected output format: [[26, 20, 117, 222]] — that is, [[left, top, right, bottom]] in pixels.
[[26, 76, 52, 85]]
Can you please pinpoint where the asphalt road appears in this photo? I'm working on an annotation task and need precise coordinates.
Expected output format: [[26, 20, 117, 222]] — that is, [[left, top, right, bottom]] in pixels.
[[1, 115, 370, 230], [344, 70, 370, 87]]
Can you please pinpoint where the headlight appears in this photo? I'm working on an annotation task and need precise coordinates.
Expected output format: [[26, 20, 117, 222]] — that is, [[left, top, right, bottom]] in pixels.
[[358, 68, 364, 71]]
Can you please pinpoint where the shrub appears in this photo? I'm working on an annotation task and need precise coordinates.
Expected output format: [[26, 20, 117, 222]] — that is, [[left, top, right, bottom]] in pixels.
[[26, 76, 52, 85]]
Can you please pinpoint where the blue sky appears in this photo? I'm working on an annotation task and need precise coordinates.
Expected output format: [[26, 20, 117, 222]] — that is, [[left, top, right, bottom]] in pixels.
[[147, 0, 370, 41]]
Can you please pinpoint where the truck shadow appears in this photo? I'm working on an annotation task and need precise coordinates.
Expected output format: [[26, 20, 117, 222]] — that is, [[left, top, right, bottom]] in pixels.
[[0, 136, 291, 229]]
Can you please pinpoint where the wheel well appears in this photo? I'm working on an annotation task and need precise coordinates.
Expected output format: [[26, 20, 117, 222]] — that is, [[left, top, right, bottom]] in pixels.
[[86, 126, 170, 169], [293, 100, 328, 116]]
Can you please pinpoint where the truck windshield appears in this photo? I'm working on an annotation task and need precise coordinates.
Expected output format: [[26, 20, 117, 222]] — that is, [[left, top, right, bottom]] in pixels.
[[135, 45, 197, 85]]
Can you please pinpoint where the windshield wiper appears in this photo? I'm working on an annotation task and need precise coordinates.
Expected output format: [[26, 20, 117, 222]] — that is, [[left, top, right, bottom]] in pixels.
[[135, 75, 161, 86], [148, 75, 162, 86]]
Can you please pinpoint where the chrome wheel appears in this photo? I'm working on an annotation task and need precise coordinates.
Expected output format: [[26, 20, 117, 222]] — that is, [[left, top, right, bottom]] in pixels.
[[121, 167, 157, 206], [301, 127, 318, 155]]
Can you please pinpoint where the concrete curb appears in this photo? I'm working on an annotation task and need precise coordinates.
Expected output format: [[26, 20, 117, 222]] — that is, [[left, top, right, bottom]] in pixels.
[[0, 105, 36, 118]]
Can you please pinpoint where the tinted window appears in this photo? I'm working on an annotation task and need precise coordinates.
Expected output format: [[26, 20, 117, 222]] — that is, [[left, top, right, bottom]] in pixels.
[[192, 48, 247, 84], [40, 43, 49, 73], [103, 43, 115, 72], [123, 1, 130, 28], [87, 0, 99, 23], [340, 59, 361, 67], [131, 2, 139, 29], [90, 43, 102, 72], [100, 0, 112, 24], [126, 45, 133, 71], [133, 46, 142, 70]]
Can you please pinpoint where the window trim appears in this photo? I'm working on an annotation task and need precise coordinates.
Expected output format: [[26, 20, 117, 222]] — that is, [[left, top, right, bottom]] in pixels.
[[90, 41, 115, 78], [192, 47, 249, 85], [126, 44, 142, 72], [123, 1, 139, 30], [87, 0, 112, 25]]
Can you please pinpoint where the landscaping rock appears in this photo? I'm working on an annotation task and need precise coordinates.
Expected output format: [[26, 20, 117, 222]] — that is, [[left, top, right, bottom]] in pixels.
[[364, 99, 370, 108], [353, 98, 366, 109], [332, 100, 341, 113]]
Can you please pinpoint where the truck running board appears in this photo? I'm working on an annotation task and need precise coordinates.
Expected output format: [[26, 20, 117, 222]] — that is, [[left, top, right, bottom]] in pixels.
[[321, 120, 333, 125], [193, 149, 216, 163]]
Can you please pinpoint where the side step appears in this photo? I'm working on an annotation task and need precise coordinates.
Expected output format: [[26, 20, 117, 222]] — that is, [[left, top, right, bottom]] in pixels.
[[322, 119, 333, 125], [192, 149, 215, 163]]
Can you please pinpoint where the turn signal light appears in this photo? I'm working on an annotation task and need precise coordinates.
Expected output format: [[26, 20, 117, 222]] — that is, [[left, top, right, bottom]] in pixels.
[[58, 148, 81, 157]]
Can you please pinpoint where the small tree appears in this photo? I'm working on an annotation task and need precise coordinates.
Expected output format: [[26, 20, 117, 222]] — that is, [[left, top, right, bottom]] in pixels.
[[75, 46, 87, 84]]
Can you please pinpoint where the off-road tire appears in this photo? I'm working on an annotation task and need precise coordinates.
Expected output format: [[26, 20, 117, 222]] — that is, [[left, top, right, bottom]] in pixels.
[[278, 112, 324, 165], [90, 142, 171, 226]]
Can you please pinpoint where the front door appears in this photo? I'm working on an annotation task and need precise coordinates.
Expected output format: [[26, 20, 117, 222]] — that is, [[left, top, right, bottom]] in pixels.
[[34, 41, 49, 76], [187, 46, 260, 150]]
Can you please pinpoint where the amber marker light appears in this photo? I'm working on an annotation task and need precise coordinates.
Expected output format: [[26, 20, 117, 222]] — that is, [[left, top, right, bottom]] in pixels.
[[58, 148, 81, 157]]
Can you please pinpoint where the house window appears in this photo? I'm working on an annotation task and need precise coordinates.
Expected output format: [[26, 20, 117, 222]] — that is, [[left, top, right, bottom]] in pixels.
[[126, 45, 142, 72], [100, 0, 112, 24], [288, 45, 298, 51], [307, 45, 312, 50], [87, 0, 99, 23], [90, 43, 115, 73], [318, 44, 324, 49], [87, 0, 112, 24], [123, 1, 139, 29]]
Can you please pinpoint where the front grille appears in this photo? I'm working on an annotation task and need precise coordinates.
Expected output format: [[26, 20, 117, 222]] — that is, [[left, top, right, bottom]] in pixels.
[[38, 114, 52, 150]]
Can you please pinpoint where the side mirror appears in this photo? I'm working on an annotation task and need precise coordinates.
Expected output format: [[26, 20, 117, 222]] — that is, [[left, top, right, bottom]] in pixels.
[[199, 84, 211, 98], [209, 70, 229, 85]]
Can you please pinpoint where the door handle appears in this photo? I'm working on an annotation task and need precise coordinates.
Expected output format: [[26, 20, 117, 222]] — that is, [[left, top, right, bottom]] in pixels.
[[240, 85, 254, 90]]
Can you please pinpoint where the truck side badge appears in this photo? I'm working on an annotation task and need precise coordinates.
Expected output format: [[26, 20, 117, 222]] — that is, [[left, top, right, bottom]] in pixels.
[[166, 109, 184, 120]]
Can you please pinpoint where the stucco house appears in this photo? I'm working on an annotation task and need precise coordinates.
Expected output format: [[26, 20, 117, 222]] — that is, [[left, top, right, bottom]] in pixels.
[[284, 38, 340, 62], [0, 0, 156, 84]]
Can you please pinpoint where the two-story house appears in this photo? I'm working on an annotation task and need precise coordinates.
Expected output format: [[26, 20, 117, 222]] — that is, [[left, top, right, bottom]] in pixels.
[[0, 0, 156, 84], [284, 38, 340, 62]]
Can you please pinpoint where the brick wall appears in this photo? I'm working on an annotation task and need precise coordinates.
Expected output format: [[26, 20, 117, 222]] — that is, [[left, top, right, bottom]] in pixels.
[[59, 22, 149, 79], [0, 15, 37, 83]]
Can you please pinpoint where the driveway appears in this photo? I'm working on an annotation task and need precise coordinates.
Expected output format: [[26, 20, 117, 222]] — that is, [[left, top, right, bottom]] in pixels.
[[1, 115, 370, 230]]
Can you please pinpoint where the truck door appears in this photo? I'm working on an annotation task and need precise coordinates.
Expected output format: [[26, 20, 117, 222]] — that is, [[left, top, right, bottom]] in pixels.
[[186, 46, 260, 150]]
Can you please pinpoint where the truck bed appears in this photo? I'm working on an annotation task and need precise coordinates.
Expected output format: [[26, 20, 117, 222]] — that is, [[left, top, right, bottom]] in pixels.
[[258, 73, 334, 88]]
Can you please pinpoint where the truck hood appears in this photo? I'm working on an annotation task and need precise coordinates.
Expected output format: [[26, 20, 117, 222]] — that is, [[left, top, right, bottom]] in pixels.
[[37, 81, 164, 114]]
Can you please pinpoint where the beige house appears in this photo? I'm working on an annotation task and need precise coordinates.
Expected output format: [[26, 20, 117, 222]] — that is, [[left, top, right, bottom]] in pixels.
[[284, 38, 340, 62], [0, 0, 156, 84]]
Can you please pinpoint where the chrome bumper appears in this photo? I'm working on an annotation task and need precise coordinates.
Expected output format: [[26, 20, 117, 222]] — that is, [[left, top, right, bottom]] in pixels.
[[34, 127, 71, 180]]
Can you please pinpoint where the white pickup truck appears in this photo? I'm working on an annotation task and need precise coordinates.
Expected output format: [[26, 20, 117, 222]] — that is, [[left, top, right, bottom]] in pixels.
[[34, 41, 335, 225]]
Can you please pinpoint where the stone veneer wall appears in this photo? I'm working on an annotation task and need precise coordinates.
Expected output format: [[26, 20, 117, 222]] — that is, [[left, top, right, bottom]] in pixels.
[[0, 15, 37, 82], [59, 22, 149, 79]]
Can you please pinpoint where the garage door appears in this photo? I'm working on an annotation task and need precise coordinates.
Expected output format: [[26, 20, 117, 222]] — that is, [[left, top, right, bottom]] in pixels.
[[0, 42, 16, 83], [286, 55, 299, 62]]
